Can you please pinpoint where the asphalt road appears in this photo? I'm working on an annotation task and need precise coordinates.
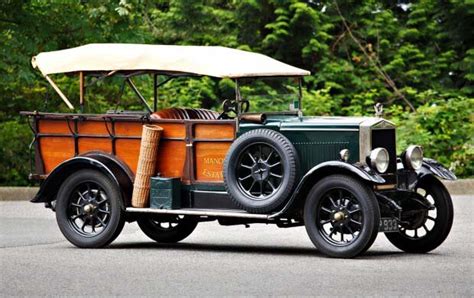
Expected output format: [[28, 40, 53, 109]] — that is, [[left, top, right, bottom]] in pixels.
[[1, 196, 472, 296]]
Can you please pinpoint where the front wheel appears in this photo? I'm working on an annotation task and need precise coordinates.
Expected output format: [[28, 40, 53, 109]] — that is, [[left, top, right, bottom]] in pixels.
[[137, 215, 198, 243], [385, 178, 453, 253], [304, 175, 380, 258], [55, 169, 125, 248]]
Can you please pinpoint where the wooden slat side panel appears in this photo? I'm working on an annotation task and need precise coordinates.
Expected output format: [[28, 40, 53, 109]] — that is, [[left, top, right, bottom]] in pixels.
[[155, 123, 186, 138], [114, 122, 143, 136], [194, 142, 232, 182], [36, 117, 188, 178], [78, 138, 112, 154], [77, 121, 109, 135], [39, 137, 75, 173], [194, 123, 235, 139], [115, 139, 141, 173], [156, 141, 186, 178], [115, 122, 186, 138], [38, 120, 70, 134]]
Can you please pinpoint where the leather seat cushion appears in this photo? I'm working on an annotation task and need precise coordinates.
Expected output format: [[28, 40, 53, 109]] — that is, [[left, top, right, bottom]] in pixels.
[[151, 108, 219, 120]]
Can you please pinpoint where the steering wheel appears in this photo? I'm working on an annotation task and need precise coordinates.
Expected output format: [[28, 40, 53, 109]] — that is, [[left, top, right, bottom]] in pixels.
[[240, 100, 250, 113], [218, 99, 250, 119]]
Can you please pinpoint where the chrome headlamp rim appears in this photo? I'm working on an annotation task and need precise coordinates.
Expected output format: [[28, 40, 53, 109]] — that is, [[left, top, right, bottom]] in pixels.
[[369, 147, 389, 173], [404, 145, 423, 170], [339, 149, 350, 162]]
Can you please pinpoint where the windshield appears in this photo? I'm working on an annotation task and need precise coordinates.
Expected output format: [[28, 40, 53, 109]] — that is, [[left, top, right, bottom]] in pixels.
[[237, 77, 302, 113]]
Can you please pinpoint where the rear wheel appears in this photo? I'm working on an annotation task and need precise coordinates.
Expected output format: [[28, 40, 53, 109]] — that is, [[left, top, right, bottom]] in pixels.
[[385, 178, 453, 253], [55, 170, 125, 248], [304, 175, 380, 258], [137, 215, 198, 243]]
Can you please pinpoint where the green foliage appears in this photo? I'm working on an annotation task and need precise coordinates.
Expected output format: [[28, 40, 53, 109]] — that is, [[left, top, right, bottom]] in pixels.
[[0, 121, 32, 186], [302, 87, 341, 116], [392, 95, 474, 177], [0, 0, 473, 185]]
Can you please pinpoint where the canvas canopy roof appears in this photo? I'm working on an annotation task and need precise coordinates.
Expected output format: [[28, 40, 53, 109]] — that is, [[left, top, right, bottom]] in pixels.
[[32, 43, 310, 78]]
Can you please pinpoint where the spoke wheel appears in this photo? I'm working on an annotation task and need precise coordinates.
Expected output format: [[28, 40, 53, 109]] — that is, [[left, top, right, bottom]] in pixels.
[[304, 175, 380, 258], [237, 143, 283, 200], [224, 129, 298, 213], [137, 215, 198, 243], [385, 178, 453, 253], [56, 170, 125, 248], [66, 182, 112, 237], [316, 189, 363, 246]]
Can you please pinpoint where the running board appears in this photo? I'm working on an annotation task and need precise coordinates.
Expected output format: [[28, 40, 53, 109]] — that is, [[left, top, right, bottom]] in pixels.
[[126, 207, 271, 219]]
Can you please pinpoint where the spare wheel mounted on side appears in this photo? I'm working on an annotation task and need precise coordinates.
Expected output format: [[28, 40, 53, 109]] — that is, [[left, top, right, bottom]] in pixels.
[[223, 128, 298, 213]]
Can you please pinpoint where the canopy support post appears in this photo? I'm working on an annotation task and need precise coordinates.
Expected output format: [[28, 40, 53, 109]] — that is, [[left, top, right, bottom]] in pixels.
[[126, 77, 152, 113], [235, 79, 241, 128], [44, 75, 74, 110], [79, 71, 85, 113], [153, 74, 158, 112], [298, 78, 303, 119]]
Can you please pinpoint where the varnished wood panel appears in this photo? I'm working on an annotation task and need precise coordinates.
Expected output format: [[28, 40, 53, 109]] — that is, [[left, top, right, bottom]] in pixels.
[[156, 141, 186, 177], [194, 123, 235, 139], [115, 139, 186, 177], [40, 137, 75, 173], [114, 121, 143, 137], [39, 119, 186, 177], [115, 139, 141, 173], [194, 142, 232, 182], [38, 120, 70, 134], [115, 121, 186, 138], [78, 138, 112, 154], [77, 121, 109, 135], [153, 122, 186, 138]]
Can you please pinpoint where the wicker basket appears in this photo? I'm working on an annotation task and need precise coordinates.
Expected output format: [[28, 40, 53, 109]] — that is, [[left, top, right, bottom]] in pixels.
[[131, 124, 163, 208]]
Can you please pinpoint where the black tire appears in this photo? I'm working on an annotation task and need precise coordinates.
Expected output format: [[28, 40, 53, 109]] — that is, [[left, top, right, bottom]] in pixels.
[[56, 169, 125, 248], [304, 175, 380, 258], [223, 129, 298, 213], [385, 178, 453, 253], [137, 215, 198, 243]]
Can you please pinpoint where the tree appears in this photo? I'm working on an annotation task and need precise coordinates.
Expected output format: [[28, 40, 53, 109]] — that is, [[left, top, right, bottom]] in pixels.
[[0, 0, 472, 185]]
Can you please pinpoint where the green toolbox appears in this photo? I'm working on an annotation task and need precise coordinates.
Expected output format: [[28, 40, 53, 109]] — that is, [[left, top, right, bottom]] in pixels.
[[150, 177, 181, 209]]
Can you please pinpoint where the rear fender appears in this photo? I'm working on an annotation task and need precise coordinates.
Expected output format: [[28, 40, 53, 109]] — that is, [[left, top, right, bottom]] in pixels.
[[82, 152, 134, 206], [32, 154, 134, 207]]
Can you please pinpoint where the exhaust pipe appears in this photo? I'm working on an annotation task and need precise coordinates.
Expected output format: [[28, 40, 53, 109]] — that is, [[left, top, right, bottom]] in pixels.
[[239, 113, 267, 124]]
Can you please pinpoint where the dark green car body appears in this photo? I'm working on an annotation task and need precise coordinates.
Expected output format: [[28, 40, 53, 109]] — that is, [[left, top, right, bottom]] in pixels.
[[240, 114, 365, 170]]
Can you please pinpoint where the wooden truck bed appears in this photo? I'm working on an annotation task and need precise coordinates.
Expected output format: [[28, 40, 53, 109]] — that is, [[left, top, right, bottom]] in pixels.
[[23, 112, 236, 185]]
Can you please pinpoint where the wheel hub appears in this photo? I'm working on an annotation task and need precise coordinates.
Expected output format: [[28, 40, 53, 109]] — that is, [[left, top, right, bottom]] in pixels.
[[83, 203, 97, 215], [251, 160, 270, 181], [332, 208, 350, 227], [333, 211, 346, 222]]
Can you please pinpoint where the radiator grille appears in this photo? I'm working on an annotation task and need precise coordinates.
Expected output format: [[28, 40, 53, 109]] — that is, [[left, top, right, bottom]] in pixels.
[[371, 129, 396, 174]]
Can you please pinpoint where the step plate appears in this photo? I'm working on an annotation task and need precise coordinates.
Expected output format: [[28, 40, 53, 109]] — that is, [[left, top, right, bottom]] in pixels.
[[126, 207, 270, 219]]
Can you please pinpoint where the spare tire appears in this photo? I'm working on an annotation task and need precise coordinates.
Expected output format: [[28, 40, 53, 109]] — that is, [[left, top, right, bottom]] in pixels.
[[223, 129, 298, 213]]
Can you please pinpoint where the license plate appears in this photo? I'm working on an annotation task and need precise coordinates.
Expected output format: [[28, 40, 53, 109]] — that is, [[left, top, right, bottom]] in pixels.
[[379, 218, 399, 233]]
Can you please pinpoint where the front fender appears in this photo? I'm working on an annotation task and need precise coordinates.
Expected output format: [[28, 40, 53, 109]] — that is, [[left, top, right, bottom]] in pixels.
[[31, 157, 126, 204], [303, 161, 386, 184], [269, 161, 385, 218], [417, 158, 457, 180]]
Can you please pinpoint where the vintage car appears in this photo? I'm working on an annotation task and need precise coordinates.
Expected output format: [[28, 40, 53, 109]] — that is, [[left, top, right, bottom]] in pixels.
[[22, 44, 456, 258]]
